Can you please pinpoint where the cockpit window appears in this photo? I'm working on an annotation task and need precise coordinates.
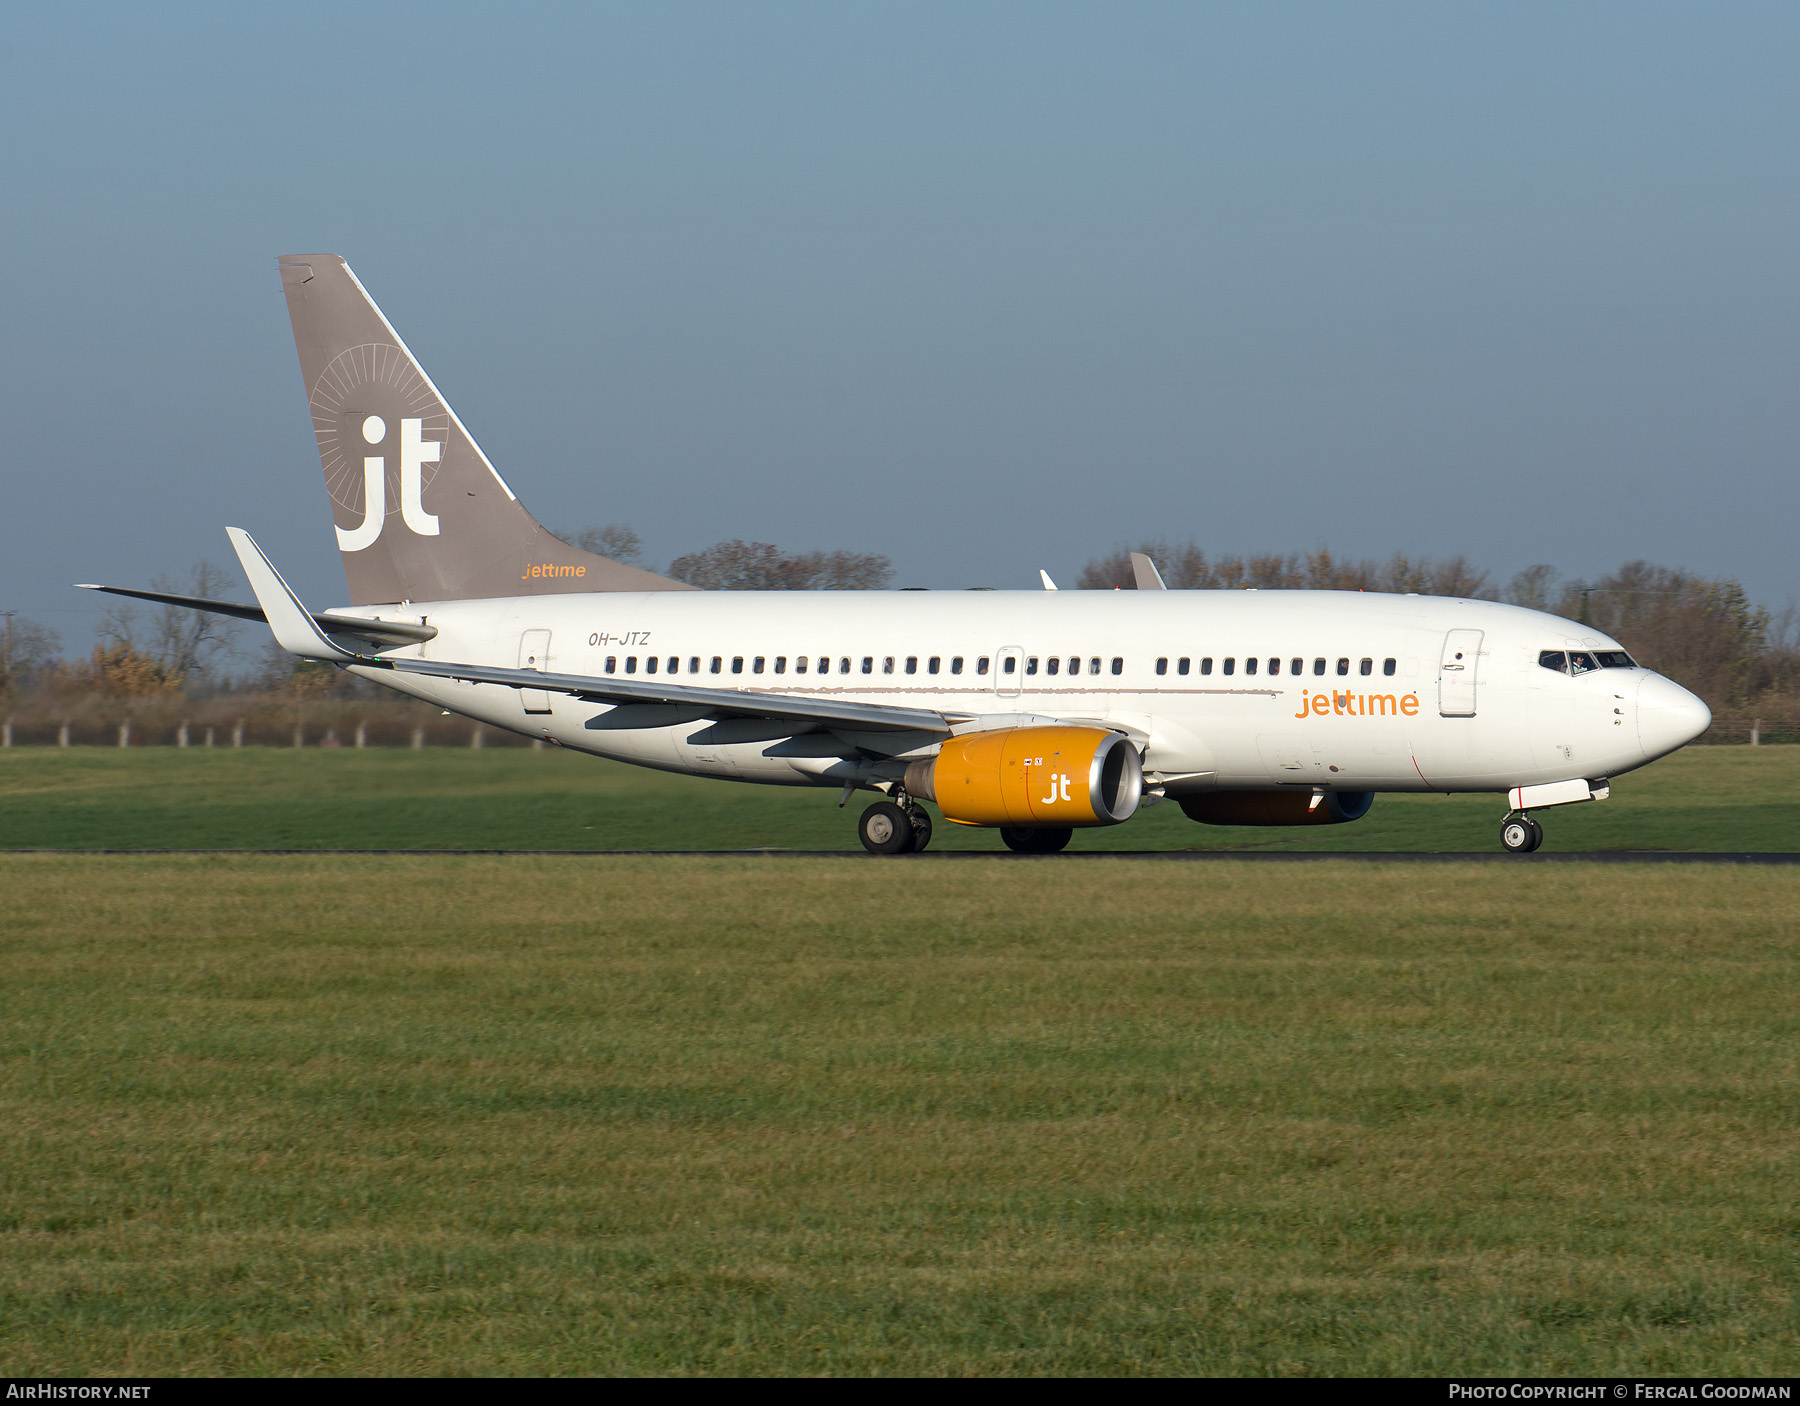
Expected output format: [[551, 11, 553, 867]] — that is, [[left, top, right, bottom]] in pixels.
[[1595, 650, 1637, 669], [1568, 651, 1599, 675], [1538, 651, 1567, 674]]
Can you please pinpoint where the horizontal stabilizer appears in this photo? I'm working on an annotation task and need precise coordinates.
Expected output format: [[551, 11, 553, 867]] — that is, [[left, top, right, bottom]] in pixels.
[[76, 583, 436, 646]]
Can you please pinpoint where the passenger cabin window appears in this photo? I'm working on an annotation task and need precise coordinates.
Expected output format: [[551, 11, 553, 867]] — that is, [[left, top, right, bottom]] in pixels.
[[1336, 658, 1350, 676], [1024, 657, 1037, 675], [951, 657, 964, 675], [1291, 658, 1303, 675], [605, 656, 617, 673], [710, 656, 722, 674], [1156, 657, 1168, 675], [626, 656, 637, 674], [1003, 656, 1016, 674], [1177, 658, 1190, 675], [796, 657, 808, 674], [1088, 657, 1101, 676], [731, 657, 743, 674], [753, 657, 764, 674], [1046, 657, 1060, 676], [1245, 657, 1258, 676], [883, 657, 895, 674], [1383, 658, 1396, 676], [1313, 658, 1326, 676], [1200, 658, 1212, 675], [646, 657, 657, 674], [977, 657, 990, 675], [1268, 658, 1281, 675], [1360, 658, 1373, 676], [906, 656, 918, 674], [774, 657, 786, 674], [839, 657, 851, 674], [669, 657, 680, 674], [1222, 658, 1235, 676], [689, 657, 700, 674], [929, 657, 941, 674], [861, 657, 873, 674], [1110, 657, 1123, 675]]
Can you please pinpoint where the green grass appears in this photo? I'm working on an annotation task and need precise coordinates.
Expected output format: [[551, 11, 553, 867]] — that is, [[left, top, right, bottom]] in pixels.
[[3, 855, 1799, 1374], [0, 744, 1796, 851]]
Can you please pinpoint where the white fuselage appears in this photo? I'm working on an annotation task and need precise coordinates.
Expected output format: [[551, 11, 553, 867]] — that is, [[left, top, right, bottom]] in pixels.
[[342, 588, 1710, 798]]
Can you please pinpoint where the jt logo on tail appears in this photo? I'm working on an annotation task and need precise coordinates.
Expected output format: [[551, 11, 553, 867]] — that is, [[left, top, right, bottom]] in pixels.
[[336, 414, 443, 550]]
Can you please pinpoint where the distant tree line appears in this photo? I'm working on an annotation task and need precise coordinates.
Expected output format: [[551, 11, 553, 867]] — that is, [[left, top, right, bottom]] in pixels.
[[2, 534, 1794, 745], [569, 525, 893, 591]]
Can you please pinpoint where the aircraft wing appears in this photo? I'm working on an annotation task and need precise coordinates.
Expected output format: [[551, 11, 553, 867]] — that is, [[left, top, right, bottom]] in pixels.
[[378, 656, 969, 734]]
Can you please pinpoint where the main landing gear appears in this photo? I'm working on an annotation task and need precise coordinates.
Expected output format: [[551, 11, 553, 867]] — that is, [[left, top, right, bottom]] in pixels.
[[858, 799, 933, 855], [1500, 813, 1544, 854]]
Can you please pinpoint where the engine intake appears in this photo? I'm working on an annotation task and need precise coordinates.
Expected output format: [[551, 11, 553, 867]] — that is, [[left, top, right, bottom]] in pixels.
[[1179, 790, 1375, 826], [904, 726, 1142, 828]]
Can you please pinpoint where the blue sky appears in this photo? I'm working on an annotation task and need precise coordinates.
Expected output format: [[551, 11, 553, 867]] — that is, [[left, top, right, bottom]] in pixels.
[[3, 2, 1796, 638]]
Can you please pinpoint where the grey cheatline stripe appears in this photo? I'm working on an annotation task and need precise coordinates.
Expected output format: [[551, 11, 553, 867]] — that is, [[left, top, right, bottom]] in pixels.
[[2, 851, 1797, 864]]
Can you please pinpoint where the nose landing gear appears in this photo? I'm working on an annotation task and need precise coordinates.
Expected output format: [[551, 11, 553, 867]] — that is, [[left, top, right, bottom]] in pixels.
[[1500, 813, 1544, 853]]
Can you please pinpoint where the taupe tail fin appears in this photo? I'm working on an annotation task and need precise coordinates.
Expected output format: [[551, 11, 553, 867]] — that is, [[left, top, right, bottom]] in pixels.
[[278, 255, 693, 605]]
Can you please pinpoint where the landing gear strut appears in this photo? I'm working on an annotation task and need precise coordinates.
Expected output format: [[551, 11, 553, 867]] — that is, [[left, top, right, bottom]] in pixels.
[[1500, 813, 1544, 854], [858, 797, 934, 855]]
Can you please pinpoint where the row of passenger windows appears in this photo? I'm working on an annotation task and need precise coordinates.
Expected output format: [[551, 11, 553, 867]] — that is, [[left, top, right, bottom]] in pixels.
[[1156, 656, 1398, 678], [598, 653, 1398, 679], [600, 654, 1120, 676]]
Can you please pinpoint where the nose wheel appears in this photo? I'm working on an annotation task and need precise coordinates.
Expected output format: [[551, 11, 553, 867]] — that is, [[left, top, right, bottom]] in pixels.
[[1500, 814, 1544, 853]]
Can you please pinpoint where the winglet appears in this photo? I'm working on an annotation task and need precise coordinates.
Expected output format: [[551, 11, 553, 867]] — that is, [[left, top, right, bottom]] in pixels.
[[1039, 570, 1058, 591], [225, 527, 356, 661], [1130, 552, 1167, 590]]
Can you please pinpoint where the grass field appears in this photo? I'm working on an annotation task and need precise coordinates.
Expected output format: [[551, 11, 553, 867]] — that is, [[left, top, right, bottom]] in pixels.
[[4, 853, 1800, 1375], [0, 744, 1796, 851]]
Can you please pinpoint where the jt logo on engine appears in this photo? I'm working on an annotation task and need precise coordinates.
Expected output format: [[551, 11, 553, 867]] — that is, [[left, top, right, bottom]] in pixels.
[[1040, 772, 1072, 804], [336, 415, 443, 550]]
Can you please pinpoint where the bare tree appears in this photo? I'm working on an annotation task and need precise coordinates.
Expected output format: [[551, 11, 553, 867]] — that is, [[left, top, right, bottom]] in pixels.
[[95, 561, 241, 692], [0, 614, 61, 698], [150, 561, 241, 684], [565, 524, 647, 565], [668, 540, 893, 590], [1505, 564, 1561, 612]]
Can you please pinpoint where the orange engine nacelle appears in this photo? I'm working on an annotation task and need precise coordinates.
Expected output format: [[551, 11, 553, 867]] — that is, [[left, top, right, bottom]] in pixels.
[[904, 726, 1143, 828]]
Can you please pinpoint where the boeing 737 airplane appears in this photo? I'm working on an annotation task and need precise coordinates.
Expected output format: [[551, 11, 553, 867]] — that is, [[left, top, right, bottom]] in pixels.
[[83, 255, 1711, 853]]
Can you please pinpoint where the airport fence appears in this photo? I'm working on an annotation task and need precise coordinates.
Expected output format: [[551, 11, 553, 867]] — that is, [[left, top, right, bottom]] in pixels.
[[0, 693, 537, 749]]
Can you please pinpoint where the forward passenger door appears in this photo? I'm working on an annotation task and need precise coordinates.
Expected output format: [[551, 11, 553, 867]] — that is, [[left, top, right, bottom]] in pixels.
[[1437, 630, 1483, 717]]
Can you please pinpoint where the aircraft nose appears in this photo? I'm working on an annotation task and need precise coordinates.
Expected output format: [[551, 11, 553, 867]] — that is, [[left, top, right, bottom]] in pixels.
[[1637, 672, 1711, 760]]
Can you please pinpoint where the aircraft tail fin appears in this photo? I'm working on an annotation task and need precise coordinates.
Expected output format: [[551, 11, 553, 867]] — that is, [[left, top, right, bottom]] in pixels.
[[278, 255, 694, 605]]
